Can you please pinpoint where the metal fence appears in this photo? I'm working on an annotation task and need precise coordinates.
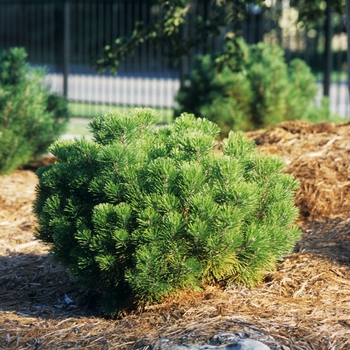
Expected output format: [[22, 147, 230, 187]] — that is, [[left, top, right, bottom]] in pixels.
[[0, 0, 348, 118]]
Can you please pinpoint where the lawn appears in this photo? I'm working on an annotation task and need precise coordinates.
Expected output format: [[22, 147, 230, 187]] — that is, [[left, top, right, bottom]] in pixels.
[[65, 103, 174, 137], [69, 102, 174, 122]]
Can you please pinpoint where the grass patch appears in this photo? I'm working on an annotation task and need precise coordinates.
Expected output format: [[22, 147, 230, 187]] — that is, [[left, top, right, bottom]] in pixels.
[[69, 102, 174, 124], [65, 103, 174, 137], [315, 71, 348, 83], [64, 118, 92, 137]]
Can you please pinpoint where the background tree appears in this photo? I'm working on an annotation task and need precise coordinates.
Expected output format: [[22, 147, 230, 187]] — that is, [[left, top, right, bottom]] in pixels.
[[96, 0, 345, 74], [290, 0, 345, 29], [175, 38, 338, 136], [96, 0, 264, 73], [0, 47, 70, 174]]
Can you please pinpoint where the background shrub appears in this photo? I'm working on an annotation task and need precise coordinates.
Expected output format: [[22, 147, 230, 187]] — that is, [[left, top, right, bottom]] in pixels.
[[0, 47, 70, 174], [175, 38, 336, 137], [34, 108, 301, 315]]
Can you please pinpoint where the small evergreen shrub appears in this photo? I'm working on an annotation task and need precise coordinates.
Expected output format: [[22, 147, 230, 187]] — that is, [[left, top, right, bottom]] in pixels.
[[34, 108, 301, 315], [0, 47, 70, 174], [175, 38, 335, 137]]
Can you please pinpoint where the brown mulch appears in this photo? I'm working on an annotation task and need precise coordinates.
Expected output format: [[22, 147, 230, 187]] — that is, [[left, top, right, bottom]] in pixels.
[[1, 120, 350, 350], [246, 120, 350, 222]]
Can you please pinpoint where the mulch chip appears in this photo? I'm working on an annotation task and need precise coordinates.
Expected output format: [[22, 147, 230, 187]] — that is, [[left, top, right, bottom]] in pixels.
[[1, 120, 350, 349]]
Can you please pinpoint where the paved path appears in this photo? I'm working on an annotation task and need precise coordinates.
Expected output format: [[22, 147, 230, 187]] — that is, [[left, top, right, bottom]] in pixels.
[[315, 82, 349, 118], [46, 74, 349, 118], [46, 74, 180, 109]]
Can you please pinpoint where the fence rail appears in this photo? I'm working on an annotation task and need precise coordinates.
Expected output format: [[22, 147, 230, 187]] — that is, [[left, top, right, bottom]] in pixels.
[[0, 0, 348, 118]]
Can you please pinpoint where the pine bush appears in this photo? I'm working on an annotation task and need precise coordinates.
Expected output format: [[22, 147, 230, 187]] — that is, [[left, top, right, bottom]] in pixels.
[[34, 108, 301, 315], [0, 47, 69, 174], [175, 38, 335, 137]]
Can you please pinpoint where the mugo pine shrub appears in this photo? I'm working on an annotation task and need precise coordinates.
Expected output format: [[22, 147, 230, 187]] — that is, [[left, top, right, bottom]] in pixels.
[[0, 47, 69, 174], [34, 108, 301, 315], [175, 38, 335, 137]]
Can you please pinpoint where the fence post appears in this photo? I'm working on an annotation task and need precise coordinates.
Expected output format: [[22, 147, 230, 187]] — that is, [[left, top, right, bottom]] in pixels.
[[323, 0, 332, 97], [347, 0, 350, 106], [63, 0, 70, 98], [179, 7, 190, 89]]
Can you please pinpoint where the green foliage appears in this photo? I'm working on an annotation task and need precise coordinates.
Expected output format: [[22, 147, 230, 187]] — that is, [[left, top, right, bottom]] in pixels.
[[290, 0, 345, 29], [96, 0, 266, 73], [175, 38, 337, 136], [34, 108, 301, 316], [96, 0, 344, 74], [0, 47, 70, 174]]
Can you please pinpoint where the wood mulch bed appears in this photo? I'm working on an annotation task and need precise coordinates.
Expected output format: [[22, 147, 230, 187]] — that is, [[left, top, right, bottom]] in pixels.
[[0, 120, 350, 349]]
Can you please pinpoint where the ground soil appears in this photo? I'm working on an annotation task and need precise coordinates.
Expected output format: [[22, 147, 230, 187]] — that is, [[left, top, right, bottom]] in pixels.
[[0, 120, 350, 350]]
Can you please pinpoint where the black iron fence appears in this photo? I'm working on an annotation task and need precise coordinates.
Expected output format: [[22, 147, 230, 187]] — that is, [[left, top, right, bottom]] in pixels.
[[0, 0, 348, 118]]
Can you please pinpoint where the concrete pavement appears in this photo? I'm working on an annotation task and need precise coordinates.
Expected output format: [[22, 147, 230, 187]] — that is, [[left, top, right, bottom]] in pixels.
[[45, 74, 349, 119]]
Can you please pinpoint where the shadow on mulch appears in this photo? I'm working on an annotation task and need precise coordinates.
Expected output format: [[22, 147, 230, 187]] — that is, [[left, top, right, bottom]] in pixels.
[[1, 218, 349, 320], [0, 252, 97, 320], [297, 218, 350, 267], [1, 221, 350, 349]]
